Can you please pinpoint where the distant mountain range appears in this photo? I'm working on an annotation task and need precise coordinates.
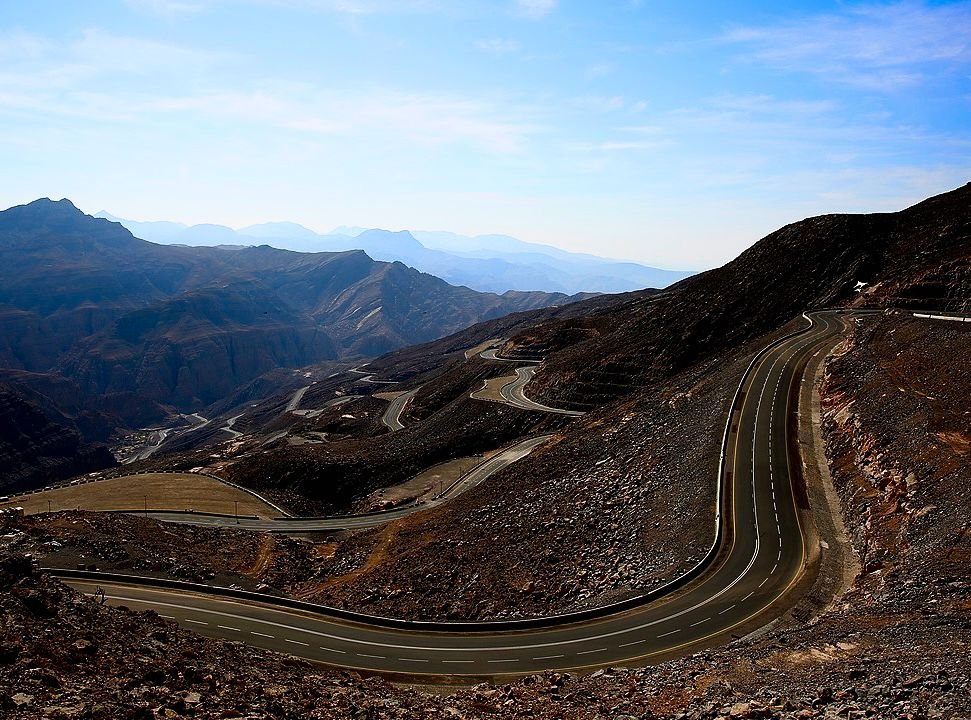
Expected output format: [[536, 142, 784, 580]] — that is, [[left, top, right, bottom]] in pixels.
[[0, 199, 589, 452], [95, 212, 692, 295]]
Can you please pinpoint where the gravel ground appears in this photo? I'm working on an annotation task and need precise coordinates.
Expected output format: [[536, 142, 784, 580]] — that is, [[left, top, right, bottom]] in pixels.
[[0, 317, 969, 717]]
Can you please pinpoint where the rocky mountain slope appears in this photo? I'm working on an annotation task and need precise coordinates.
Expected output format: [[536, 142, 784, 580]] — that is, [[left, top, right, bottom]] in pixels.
[[520, 182, 971, 408], [4, 304, 967, 719], [5, 314, 970, 716], [0, 198, 585, 448], [1, 187, 969, 717], [222, 185, 969, 518], [0, 386, 115, 492]]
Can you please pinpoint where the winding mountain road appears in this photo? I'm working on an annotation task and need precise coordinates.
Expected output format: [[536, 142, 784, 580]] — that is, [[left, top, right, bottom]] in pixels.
[[380, 388, 419, 431], [125, 436, 551, 533], [496, 366, 585, 416], [475, 347, 584, 415], [61, 311, 853, 678]]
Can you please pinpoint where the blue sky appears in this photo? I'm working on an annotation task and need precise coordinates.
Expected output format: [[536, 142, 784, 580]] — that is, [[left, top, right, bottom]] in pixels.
[[0, 1, 968, 269]]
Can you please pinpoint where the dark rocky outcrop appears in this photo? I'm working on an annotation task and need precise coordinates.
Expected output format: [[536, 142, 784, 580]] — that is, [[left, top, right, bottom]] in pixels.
[[0, 386, 115, 492]]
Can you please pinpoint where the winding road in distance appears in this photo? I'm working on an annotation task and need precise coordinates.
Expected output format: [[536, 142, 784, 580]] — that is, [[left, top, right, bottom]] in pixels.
[[496, 366, 585, 416], [60, 310, 855, 679], [127, 435, 551, 533], [475, 346, 585, 416], [380, 388, 419, 431]]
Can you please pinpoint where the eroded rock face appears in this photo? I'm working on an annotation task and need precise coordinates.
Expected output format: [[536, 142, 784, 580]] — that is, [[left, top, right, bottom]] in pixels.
[[0, 386, 115, 492], [820, 316, 971, 598]]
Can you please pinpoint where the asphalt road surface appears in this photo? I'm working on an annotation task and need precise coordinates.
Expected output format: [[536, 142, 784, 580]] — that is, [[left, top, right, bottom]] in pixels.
[[479, 348, 543, 363], [132, 435, 551, 533], [497, 366, 585, 416], [478, 346, 584, 415], [380, 388, 419, 431], [67, 311, 851, 678]]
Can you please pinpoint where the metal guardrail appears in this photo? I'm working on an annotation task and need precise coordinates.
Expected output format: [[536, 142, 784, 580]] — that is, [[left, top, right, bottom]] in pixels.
[[913, 312, 971, 323]]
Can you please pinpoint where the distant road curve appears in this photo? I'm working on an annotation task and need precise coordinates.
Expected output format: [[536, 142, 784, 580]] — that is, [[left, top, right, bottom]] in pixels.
[[497, 366, 585, 416], [476, 346, 584, 416], [380, 388, 419, 432], [61, 311, 856, 679], [349, 365, 398, 385], [285, 385, 311, 412]]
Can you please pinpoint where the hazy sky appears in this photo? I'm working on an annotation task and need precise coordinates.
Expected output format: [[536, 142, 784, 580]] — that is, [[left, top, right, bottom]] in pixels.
[[1, 1, 969, 269]]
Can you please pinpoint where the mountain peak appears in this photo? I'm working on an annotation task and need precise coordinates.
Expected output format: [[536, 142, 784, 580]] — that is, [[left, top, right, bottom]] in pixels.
[[0, 197, 87, 230], [23, 197, 82, 213], [356, 228, 423, 248]]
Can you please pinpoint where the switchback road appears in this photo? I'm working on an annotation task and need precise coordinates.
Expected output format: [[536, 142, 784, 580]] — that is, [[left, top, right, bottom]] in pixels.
[[64, 311, 853, 678], [497, 366, 585, 416], [380, 388, 419, 431], [475, 346, 585, 415]]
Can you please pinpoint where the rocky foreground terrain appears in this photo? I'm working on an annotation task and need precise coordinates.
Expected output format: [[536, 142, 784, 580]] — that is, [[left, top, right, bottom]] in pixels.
[[0, 547, 966, 720], [2, 314, 968, 718]]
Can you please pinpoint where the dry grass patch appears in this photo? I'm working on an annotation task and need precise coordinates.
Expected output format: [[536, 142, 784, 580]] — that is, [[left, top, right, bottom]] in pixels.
[[1, 473, 278, 518]]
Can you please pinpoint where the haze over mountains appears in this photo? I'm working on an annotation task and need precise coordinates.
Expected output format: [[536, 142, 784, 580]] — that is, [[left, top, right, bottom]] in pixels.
[[95, 211, 691, 295], [0, 198, 588, 481]]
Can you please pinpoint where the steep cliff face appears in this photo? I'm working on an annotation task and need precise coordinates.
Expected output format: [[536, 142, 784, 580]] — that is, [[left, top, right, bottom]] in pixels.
[[56, 284, 337, 408], [0, 387, 115, 492]]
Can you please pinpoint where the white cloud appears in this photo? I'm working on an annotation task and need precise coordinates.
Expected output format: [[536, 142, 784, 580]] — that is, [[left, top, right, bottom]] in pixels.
[[0, 27, 540, 154], [476, 38, 521, 54], [125, 0, 209, 13], [584, 62, 615, 79], [516, 0, 557, 20], [723, 1, 971, 90]]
